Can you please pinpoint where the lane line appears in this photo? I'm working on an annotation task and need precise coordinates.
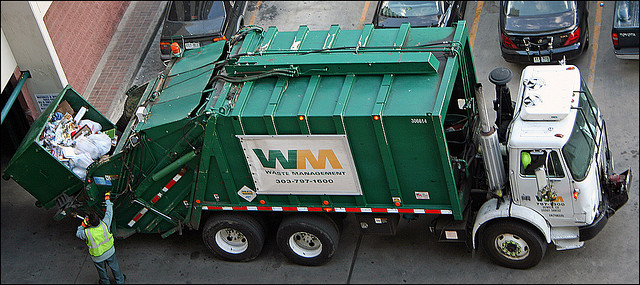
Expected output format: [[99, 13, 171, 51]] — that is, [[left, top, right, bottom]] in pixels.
[[587, 2, 604, 91], [469, 1, 484, 50], [248, 1, 263, 25], [358, 1, 371, 29]]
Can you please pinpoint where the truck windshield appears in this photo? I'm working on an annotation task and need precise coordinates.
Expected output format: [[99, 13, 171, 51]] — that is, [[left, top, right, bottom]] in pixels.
[[579, 79, 600, 138], [562, 103, 596, 181]]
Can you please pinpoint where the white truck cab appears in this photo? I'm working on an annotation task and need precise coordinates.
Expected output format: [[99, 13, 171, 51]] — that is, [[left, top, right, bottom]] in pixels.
[[473, 64, 631, 268]]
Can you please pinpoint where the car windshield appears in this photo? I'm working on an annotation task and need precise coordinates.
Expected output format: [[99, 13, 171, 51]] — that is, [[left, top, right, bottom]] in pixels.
[[168, 1, 224, 22], [506, 1, 575, 17], [614, 1, 639, 28], [380, 1, 443, 18]]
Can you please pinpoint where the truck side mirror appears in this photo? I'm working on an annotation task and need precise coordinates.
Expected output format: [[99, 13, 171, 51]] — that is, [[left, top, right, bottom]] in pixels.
[[535, 166, 548, 191]]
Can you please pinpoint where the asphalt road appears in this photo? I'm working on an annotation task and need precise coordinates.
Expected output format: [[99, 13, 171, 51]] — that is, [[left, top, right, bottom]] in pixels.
[[2, 1, 638, 284]]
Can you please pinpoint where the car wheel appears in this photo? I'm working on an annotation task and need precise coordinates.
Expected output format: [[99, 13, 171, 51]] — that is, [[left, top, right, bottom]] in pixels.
[[480, 220, 547, 269], [276, 214, 340, 266], [202, 213, 266, 262]]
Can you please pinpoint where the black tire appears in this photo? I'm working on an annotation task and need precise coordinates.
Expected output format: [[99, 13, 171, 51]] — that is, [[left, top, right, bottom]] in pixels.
[[202, 213, 265, 262], [480, 220, 547, 269], [276, 214, 340, 266]]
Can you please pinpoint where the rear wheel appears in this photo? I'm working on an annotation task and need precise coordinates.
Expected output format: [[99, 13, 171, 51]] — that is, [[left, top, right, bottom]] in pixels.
[[202, 213, 265, 262], [480, 220, 547, 269], [276, 214, 340, 266]]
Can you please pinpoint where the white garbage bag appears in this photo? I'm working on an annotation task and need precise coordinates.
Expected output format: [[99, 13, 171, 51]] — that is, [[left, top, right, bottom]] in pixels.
[[70, 152, 94, 170], [88, 133, 112, 157], [74, 136, 100, 160], [72, 167, 87, 179]]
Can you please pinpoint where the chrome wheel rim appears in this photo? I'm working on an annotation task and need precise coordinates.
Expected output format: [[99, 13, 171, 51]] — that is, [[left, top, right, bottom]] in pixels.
[[215, 228, 248, 254], [288, 231, 322, 258], [494, 233, 530, 260]]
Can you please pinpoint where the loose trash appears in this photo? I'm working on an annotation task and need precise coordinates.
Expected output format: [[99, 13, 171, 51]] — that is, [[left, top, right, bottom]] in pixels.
[[37, 100, 118, 179]]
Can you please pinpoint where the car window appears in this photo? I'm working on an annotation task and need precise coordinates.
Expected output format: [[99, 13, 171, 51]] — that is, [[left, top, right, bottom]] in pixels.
[[380, 1, 443, 17], [506, 1, 575, 17], [614, 1, 639, 28], [168, 1, 225, 21]]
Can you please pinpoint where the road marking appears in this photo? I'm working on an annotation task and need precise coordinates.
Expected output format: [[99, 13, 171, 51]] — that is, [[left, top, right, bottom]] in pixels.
[[469, 1, 484, 50], [248, 1, 263, 25], [587, 2, 604, 91], [358, 1, 371, 29]]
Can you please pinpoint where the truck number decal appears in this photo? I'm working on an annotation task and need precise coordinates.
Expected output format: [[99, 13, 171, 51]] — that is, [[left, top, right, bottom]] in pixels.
[[411, 118, 429, 124]]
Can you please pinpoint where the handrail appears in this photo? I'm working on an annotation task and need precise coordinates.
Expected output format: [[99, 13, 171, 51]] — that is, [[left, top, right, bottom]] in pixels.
[[1, 70, 31, 125]]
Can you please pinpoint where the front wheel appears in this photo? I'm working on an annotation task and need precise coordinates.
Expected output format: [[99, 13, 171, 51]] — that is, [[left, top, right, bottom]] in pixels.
[[276, 214, 340, 266], [480, 220, 547, 269], [202, 213, 265, 262]]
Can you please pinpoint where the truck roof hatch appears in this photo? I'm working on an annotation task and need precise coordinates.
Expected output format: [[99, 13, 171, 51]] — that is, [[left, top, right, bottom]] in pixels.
[[519, 65, 580, 121]]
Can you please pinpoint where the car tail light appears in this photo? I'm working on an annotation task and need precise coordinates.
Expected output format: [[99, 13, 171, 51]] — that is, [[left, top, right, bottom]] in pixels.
[[213, 36, 227, 42], [501, 33, 518, 49], [160, 42, 171, 52], [612, 32, 619, 47], [563, 27, 581, 46]]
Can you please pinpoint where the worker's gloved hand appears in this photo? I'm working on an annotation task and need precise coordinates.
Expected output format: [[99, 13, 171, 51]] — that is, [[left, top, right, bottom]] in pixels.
[[81, 217, 89, 228], [104, 192, 111, 201]]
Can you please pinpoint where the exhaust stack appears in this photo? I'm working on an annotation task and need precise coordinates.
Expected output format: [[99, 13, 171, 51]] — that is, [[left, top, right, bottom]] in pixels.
[[475, 83, 506, 196]]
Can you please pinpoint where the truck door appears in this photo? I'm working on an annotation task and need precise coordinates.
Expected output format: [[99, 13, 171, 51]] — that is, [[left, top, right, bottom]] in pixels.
[[514, 149, 574, 225]]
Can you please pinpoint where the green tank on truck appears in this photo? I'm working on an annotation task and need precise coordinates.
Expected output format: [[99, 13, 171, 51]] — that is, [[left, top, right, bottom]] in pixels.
[[3, 21, 630, 269]]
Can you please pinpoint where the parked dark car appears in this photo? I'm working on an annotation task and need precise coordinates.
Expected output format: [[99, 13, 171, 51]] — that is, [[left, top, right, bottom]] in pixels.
[[499, 1, 589, 64], [160, 1, 246, 61], [373, 1, 466, 28], [612, 1, 639, 59]]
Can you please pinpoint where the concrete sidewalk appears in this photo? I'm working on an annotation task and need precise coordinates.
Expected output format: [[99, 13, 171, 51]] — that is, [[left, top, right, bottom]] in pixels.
[[83, 1, 168, 123]]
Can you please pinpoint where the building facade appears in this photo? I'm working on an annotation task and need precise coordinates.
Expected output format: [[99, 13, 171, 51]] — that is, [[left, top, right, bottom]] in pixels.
[[1, 1, 128, 156]]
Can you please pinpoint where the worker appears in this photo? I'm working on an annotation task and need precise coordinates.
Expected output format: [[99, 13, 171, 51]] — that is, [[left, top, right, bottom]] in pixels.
[[521, 151, 545, 176], [75, 192, 125, 284]]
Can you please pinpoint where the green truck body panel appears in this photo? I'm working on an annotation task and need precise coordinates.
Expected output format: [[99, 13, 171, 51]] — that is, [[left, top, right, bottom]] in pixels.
[[4, 22, 480, 238]]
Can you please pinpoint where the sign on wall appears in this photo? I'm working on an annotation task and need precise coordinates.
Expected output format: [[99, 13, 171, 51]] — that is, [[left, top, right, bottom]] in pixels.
[[237, 135, 363, 195], [34, 93, 58, 112]]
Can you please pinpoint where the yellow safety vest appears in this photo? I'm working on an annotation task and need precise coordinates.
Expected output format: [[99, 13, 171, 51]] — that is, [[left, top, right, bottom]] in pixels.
[[84, 221, 114, 257]]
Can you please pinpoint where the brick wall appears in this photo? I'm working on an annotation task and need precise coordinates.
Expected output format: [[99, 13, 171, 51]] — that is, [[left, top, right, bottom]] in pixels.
[[44, 1, 129, 95]]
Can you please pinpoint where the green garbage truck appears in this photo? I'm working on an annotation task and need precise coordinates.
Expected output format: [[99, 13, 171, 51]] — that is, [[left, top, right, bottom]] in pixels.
[[3, 21, 631, 269]]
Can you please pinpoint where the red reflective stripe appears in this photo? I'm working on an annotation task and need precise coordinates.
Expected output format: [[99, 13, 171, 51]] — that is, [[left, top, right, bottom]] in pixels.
[[165, 179, 177, 189], [132, 212, 144, 222], [200, 206, 448, 214], [397, 209, 415, 213], [424, 209, 443, 214], [151, 195, 161, 203]]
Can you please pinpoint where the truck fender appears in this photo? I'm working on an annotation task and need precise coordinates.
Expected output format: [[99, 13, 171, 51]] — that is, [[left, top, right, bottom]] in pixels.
[[472, 198, 551, 249]]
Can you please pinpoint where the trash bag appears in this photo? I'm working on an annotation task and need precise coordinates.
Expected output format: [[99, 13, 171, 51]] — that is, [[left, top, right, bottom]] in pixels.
[[74, 136, 100, 160], [72, 167, 87, 179], [70, 152, 94, 170], [79, 119, 102, 134], [88, 133, 112, 157]]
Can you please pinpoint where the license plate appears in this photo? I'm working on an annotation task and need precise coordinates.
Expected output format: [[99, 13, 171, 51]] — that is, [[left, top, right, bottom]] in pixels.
[[185, 42, 200, 49], [533, 56, 551, 63]]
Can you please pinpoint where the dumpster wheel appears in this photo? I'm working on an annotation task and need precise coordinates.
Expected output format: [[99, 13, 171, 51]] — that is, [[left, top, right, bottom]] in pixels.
[[202, 213, 265, 262]]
